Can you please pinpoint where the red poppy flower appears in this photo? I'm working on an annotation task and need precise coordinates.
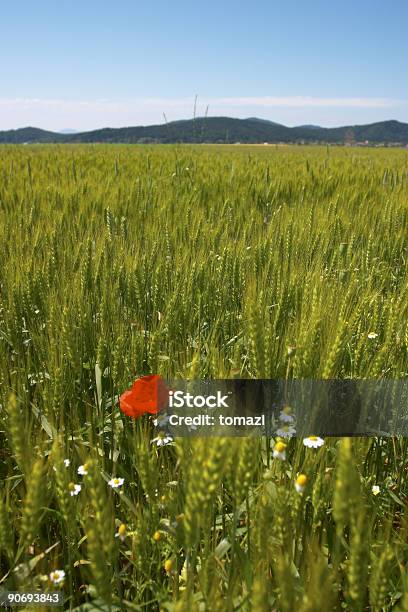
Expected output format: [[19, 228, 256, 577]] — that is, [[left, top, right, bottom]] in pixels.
[[119, 375, 169, 418]]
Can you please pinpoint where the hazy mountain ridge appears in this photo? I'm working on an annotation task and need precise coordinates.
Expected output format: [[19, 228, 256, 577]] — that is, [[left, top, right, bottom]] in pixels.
[[1, 118, 408, 144], [0, 127, 66, 144]]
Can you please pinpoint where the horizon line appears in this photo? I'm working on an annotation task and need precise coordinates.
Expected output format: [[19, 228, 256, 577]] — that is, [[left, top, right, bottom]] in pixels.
[[1, 115, 407, 134]]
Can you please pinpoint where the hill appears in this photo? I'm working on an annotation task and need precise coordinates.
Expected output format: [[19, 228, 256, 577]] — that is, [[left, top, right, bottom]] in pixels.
[[0, 127, 65, 144], [1, 118, 408, 145]]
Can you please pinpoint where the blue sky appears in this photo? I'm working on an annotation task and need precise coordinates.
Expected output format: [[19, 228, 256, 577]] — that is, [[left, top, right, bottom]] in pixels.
[[1, 0, 407, 130]]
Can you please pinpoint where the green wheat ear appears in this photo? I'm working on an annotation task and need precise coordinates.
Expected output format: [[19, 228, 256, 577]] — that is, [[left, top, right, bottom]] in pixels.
[[346, 512, 370, 609], [6, 393, 29, 475], [233, 437, 259, 504], [251, 567, 270, 611], [84, 459, 116, 603], [183, 438, 229, 547], [20, 458, 45, 548], [51, 437, 74, 529], [369, 544, 395, 611], [0, 492, 13, 557], [246, 290, 266, 377], [332, 437, 360, 537]]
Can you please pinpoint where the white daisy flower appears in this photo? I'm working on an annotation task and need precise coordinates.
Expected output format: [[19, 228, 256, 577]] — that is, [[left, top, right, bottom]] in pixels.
[[303, 436, 325, 449], [367, 332, 379, 339], [295, 474, 307, 494], [108, 477, 124, 489], [276, 426, 297, 438], [279, 406, 295, 423], [64, 459, 70, 467], [273, 441, 287, 461], [49, 569, 65, 584], [68, 483, 81, 496], [151, 432, 174, 447], [115, 523, 127, 542], [372, 485, 380, 496], [77, 464, 89, 476]]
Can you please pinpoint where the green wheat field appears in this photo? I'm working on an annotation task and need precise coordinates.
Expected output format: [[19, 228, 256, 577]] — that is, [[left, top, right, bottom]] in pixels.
[[0, 144, 408, 611]]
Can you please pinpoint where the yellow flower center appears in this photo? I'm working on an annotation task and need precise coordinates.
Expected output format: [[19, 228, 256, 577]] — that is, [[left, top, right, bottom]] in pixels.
[[296, 474, 307, 486], [118, 523, 127, 536], [275, 442, 287, 453], [309, 436, 318, 441]]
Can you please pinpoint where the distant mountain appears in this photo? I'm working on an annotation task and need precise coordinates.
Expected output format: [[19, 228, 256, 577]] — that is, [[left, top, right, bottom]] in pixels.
[[1, 118, 408, 145], [58, 128, 78, 134], [66, 117, 295, 144], [0, 127, 65, 144]]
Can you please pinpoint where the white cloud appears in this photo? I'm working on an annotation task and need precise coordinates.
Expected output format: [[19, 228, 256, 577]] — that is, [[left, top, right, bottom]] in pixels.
[[0, 95, 399, 111], [209, 96, 398, 108]]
